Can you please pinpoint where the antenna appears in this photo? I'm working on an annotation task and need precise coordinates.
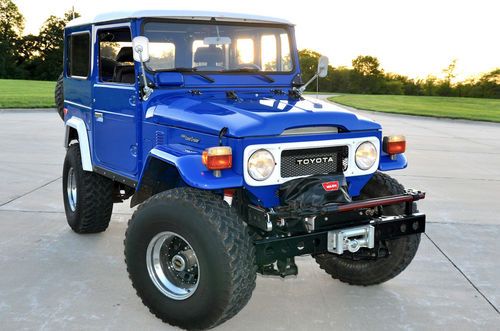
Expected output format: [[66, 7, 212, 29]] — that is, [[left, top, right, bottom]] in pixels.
[[72, 5, 75, 19]]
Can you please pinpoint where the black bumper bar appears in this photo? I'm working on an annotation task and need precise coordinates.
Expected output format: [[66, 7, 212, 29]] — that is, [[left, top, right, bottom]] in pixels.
[[255, 213, 426, 265], [251, 190, 426, 266]]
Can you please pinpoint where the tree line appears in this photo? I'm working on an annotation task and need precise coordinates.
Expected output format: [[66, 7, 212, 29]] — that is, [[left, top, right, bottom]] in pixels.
[[0, 0, 79, 81], [300, 50, 499, 99], [0, 0, 498, 98], [0, 0, 80, 81]]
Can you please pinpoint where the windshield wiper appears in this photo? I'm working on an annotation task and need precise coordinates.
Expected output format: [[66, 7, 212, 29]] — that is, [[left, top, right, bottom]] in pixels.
[[166, 68, 215, 83], [223, 68, 275, 83]]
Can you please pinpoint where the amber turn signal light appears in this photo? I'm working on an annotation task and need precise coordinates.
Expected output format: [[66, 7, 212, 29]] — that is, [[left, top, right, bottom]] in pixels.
[[383, 135, 406, 155], [202, 146, 233, 170]]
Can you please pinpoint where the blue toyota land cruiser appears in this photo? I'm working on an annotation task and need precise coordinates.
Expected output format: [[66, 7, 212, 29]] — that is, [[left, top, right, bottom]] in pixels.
[[57, 10, 426, 330]]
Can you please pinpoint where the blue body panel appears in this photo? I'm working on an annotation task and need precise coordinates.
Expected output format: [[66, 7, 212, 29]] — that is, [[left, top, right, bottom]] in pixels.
[[93, 84, 138, 174], [147, 145, 243, 190], [147, 91, 380, 137], [62, 17, 408, 208], [379, 153, 407, 171]]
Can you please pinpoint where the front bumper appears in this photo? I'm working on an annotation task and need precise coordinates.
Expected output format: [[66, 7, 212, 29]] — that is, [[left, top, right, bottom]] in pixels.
[[252, 190, 426, 265]]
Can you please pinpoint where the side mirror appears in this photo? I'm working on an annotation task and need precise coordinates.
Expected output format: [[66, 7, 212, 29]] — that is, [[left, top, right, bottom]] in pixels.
[[317, 56, 329, 78], [297, 55, 330, 94], [132, 36, 150, 62], [133, 36, 153, 100]]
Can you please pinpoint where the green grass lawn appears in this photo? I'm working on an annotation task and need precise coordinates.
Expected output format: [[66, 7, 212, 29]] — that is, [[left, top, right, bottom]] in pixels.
[[329, 94, 500, 123], [1, 78, 499, 122], [0, 79, 56, 108]]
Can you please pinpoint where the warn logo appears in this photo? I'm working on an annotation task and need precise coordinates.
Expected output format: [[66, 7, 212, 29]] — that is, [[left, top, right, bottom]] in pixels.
[[322, 181, 339, 192]]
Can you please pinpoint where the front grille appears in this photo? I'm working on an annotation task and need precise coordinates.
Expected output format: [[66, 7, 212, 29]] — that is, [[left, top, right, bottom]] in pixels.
[[280, 146, 348, 178]]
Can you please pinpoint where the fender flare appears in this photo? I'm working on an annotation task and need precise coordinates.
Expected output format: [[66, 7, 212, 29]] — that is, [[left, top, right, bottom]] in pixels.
[[144, 148, 243, 190], [131, 148, 243, 207], [64, 117, 93, 171]]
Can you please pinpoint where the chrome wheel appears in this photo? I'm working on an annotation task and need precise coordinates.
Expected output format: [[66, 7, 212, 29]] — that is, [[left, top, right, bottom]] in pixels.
[[66, 167, 77, 212], [146, 231, 200, 300]]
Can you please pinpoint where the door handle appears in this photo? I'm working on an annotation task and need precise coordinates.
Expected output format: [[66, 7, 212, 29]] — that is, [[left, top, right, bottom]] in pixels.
[[95, 112, 103, 122]]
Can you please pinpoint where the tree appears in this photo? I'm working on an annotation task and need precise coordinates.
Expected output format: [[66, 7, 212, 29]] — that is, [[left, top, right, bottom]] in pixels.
[[459, 69, 500, 98], [352, 55, 381, 76], [0, 0, 24, 78], [298, 49, 321, 87], [423, 75, 438, 96], [442, 59, 457, 83], [297, 49, 333, 92], [350, 55, 384, 94], [330, 66, 353, 93], [434, 59, 458, 96], [25, 10, 80, 80]]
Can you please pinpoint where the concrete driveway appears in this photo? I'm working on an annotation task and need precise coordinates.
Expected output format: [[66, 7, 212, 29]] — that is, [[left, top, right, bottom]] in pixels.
[[0, 101, 499, 330]]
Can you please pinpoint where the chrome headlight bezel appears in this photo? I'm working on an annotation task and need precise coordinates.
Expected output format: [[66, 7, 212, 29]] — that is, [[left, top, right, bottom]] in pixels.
[[247, 149, 276, 181], [355, 141, 377, 170]]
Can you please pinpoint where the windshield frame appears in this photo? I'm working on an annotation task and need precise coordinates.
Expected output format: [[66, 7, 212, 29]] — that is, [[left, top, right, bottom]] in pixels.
[[140, 18, 297, 75]]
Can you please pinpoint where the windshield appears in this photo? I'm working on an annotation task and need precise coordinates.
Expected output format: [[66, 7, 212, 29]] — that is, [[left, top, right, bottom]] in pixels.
[[143, 21, 293, 73]]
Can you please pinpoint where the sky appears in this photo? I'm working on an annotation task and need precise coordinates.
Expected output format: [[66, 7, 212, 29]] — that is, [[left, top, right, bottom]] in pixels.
[[13, 0, 500, 81]]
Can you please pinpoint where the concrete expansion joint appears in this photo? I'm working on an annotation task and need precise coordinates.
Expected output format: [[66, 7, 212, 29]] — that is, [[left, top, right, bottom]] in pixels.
[[424, 233, 500, 315], [0, 176, 62, 208]]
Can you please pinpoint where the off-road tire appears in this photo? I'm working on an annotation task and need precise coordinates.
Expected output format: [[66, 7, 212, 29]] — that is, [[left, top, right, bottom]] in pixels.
[[124, 188, 257, 330], [62, 144, 114, 233], [55, 72, 64, 120], [314, 172, 421, 286]]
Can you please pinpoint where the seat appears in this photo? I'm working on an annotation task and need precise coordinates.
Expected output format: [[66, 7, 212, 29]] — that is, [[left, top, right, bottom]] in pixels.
[[116, 47, 133, 62], [100, 57, 117, 82], [113, 47, 135, 84], [194, 45, 224, 71]]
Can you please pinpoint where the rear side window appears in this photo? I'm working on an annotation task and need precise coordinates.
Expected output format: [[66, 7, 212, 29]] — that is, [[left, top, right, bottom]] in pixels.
[[68, 33, 90, 78]]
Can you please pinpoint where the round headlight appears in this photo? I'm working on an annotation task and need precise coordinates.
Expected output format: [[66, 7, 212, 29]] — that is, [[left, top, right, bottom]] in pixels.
[[355, 141, 377, 170], [248, 149, 275, 181]]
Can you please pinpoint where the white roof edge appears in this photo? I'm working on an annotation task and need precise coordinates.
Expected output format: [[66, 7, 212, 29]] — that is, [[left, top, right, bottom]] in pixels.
[[66, 10, 294, 28]]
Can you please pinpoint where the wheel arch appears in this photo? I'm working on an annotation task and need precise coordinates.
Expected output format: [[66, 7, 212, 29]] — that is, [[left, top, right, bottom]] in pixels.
[[131, 155, 185, 207], [132, 148, 244, 207], [64, 116, 93, 171]]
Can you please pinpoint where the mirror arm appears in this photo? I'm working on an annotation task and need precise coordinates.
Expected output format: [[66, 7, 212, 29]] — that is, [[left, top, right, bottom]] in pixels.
[[297, 73, 319, 94], [137, 50, 153, 101]]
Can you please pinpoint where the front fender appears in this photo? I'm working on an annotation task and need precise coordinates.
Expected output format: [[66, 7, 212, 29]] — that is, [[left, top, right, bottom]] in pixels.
[[140, 147, 243, 190]]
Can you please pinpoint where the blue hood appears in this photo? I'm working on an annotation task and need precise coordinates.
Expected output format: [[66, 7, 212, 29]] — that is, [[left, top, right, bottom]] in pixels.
[[149, 92, 380, 137]]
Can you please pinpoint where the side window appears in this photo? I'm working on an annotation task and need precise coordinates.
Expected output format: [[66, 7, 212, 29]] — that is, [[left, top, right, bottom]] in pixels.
[[68, 33, 90, 78], [98, 27, 134, 84]]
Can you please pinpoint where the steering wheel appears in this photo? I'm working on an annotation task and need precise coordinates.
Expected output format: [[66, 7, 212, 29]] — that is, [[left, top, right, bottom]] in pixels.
[[194, 65, 225, 71], [236, 63, 261, 70]]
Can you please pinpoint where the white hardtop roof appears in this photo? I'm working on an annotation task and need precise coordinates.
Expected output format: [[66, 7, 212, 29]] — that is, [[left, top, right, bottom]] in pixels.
[[66, 10, 293, 28]]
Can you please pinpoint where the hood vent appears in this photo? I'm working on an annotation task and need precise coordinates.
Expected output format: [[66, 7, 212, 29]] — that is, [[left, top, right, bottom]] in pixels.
[[281, 126, 339, 136]]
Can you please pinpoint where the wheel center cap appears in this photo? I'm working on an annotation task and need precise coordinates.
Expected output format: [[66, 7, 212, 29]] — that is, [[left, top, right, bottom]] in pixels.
[[171, 254, 186, 272]]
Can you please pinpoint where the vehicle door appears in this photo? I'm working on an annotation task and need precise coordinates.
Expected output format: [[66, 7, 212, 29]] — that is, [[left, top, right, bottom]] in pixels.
[[92, 25, 139, 175]]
